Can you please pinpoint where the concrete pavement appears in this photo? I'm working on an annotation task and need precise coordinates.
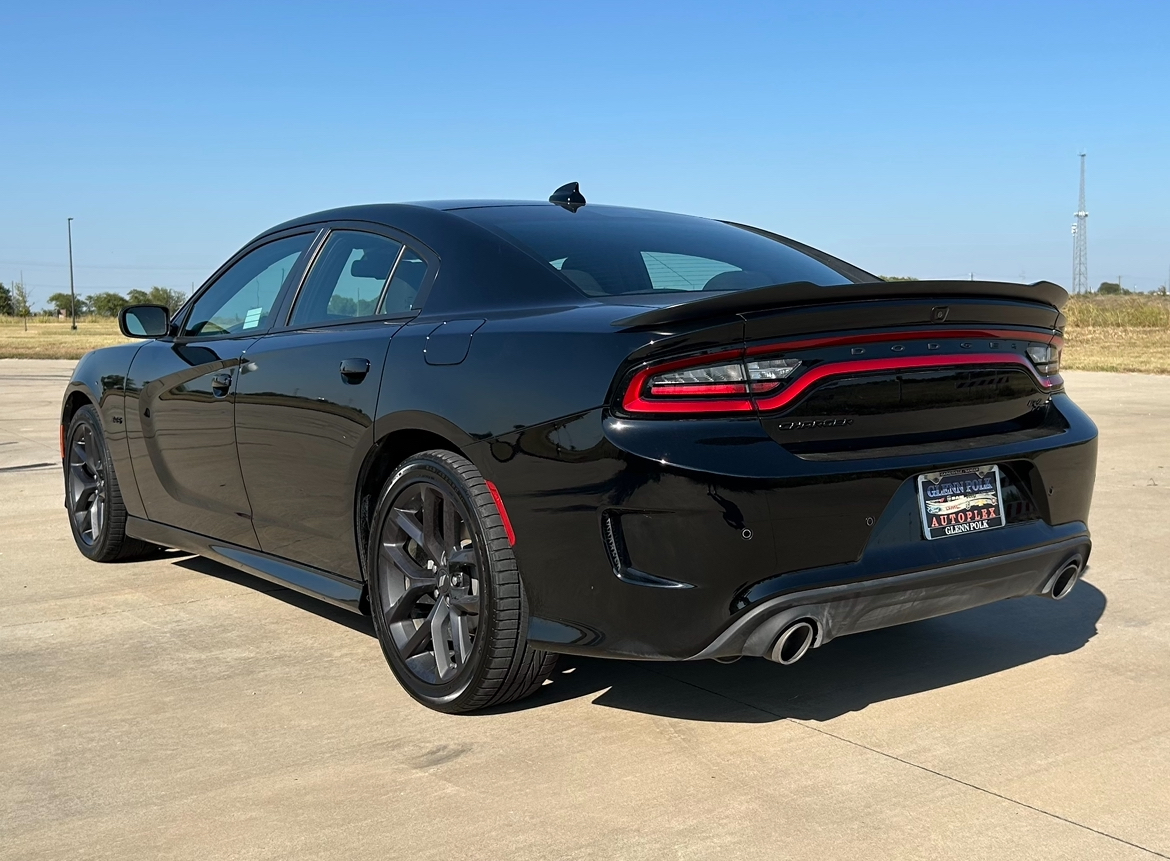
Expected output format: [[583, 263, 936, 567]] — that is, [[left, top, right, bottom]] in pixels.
[[1, 359, 1168, 860]]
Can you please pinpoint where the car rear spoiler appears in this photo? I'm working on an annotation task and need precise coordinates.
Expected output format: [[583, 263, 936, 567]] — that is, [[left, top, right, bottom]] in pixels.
[[612, 279, 1069, 330]]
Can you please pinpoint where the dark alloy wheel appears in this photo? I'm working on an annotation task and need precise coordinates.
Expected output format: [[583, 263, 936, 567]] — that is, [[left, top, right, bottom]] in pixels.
[[64, 405, 153, 562], [379, 478, 483, 684], [67, 420, 108, 547], [369, 450, 556, 713]]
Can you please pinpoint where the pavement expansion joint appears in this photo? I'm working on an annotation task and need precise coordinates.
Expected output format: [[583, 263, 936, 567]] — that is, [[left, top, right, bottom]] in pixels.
[[0, 462, 57, 472], [639, 664, 1170, 860]]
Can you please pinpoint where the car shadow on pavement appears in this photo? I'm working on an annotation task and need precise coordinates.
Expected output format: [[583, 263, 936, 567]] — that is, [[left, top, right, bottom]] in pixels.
[[510, 581, 1107, 723], [172, 556, 376, 637], [170, 555, 1104, 724]]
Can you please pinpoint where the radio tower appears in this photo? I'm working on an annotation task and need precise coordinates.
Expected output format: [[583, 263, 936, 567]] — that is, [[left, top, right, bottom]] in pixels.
[[1072, 153, 1089, 294]]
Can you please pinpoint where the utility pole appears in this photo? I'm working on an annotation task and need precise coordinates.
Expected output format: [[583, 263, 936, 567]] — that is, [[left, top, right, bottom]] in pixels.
[[67, 217, 77, 330], [1072, 153, 1089, 294]]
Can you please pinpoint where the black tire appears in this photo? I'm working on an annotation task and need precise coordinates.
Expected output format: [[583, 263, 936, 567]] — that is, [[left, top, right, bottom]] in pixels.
[[64, 405, 154, 562], [368, 450, 557, 713]]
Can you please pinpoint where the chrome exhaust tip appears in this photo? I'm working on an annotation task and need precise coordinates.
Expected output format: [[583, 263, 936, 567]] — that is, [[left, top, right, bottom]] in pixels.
[[769, 620, 816, 665], [1046, 559, 1082, 601]]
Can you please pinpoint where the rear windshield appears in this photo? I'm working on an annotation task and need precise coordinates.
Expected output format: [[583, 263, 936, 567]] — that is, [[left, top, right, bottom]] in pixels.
[[458, 205, 857, 297]]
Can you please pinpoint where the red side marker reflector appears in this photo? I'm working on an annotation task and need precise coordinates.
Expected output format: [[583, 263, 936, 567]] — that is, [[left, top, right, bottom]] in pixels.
[[59, 425, 65, 460], [485, 480, 516, 546]]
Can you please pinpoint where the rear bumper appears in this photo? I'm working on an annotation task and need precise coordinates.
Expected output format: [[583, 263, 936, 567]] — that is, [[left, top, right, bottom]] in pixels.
[[476, 393, 1098, 661], [690, 530, 1090, 660]]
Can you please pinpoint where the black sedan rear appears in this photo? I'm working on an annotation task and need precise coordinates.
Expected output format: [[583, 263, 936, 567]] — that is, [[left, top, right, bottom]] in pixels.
[[61, 186, 1097, 712]]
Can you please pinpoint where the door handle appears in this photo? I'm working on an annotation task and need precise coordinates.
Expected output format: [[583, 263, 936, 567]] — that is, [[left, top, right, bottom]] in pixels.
[[339, 358, 371, 383], [211, 372, 233, 396]]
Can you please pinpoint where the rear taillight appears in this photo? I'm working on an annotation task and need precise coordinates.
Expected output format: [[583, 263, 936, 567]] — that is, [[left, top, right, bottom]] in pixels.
[[1026, 343, 1061, 376], [622, 351, 801, 414], [622, 330, 1060, 416], [648, 360, 749, 397], [745, 358, 801, 391]]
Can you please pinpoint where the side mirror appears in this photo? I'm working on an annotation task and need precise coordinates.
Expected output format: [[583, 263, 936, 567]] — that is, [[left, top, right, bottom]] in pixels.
[[119, 304, 171, 338]]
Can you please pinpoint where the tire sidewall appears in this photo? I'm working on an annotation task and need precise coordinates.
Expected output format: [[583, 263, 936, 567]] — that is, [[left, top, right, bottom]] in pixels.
[[367, 453, 503, 710], [65, 406, 118, 560]]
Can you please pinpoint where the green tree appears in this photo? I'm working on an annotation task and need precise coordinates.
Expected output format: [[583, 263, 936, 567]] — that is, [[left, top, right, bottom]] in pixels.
[[87, 292, 129, 317], [12, 282, 32, 316], [1098, 281, 1122, 295], [47, 292, 72, 313], [128, 286, 187, 314], [47, 292, 90, 316], [12, 282, 33, 329], [0, 282, 13, 316], [327, 295, 358, 317], [881, 276, 919, 282]]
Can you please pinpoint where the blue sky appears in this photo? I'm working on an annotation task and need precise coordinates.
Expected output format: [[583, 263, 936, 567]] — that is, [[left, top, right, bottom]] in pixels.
[[2, 0, 1168, 306]]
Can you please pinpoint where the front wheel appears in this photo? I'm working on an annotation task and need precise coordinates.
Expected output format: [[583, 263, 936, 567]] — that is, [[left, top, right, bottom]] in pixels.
[[368, 450, 556, 713], [64, 405, 154, 561]]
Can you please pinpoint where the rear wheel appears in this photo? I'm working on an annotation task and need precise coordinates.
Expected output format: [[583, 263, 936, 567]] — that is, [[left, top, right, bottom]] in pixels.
[[65, 405, 154, 561], [368, 450, 556, 713]]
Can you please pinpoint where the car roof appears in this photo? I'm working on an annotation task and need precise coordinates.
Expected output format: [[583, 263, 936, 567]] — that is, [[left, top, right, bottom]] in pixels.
[[265, 200, 648, 232], [254, 200, 877, 319], [409, 200, 553, 211]]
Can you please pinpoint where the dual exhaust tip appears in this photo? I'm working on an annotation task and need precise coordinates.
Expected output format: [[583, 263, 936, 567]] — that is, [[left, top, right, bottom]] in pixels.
[[768, 619, 816, 665], [763, 556, 1085, 666], [1046, 557, 1084, 601]]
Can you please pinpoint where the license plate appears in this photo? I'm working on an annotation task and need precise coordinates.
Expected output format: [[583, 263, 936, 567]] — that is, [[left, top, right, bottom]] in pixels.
[[917, 465, 1006, 540]]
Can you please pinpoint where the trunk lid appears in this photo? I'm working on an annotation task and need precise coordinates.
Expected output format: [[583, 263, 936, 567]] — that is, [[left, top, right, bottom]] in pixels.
[[614, 280, 1066, 455]]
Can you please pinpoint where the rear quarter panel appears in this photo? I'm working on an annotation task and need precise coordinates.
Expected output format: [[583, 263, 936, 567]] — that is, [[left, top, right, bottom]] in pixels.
[[372, 301, 766, 655], [377, 305, 648, 443]]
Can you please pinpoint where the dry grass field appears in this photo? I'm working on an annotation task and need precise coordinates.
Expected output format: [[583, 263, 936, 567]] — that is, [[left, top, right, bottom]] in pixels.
[[2, 294, 1168, 371], [1061, 294, 1170, 373], [0, 316, 131, 360]]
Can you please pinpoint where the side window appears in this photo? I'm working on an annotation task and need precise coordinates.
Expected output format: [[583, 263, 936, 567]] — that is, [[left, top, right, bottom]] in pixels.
[[183, 234, 312, 337], [289, 231, 404, 327], [382, 248, 428, 314]]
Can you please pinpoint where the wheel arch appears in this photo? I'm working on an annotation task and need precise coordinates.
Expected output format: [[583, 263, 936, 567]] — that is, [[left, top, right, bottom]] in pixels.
[[61, 386, 98, 443], [354, 422, 471, 583]]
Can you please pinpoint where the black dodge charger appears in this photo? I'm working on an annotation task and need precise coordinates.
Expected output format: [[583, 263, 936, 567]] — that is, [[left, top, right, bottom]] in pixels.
[[61, 184, 1098, 712]]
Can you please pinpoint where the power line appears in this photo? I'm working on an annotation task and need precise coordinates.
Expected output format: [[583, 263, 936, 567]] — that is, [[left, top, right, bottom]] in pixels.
[[0, 259, 213, 271], [12, 282, 187, 292]]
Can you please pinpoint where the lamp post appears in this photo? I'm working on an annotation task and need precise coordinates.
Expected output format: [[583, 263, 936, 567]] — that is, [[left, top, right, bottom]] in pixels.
[[67, 217, 77, 330]]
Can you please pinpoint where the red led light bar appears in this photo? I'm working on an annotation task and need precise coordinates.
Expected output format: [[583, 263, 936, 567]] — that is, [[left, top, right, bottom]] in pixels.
[[745, 328, 1057, 355], [753, 353, 1059, 413], [621, 330, 1061, 416]]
